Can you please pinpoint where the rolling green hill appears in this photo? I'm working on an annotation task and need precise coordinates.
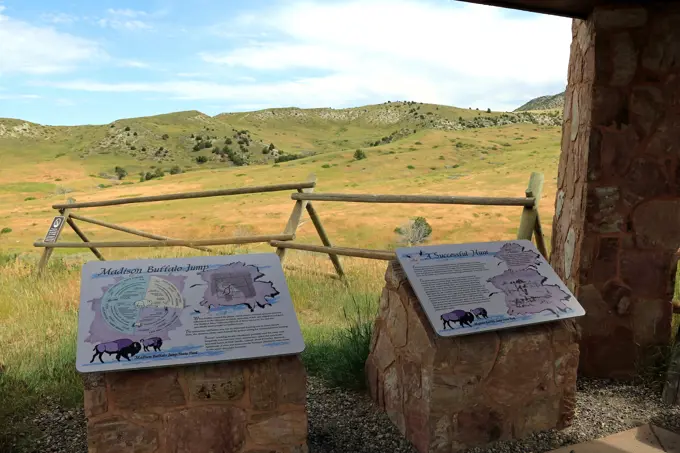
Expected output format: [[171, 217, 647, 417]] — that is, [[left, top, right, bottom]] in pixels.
[[0, 102, 561, 181], [514, 92, 565, 112]]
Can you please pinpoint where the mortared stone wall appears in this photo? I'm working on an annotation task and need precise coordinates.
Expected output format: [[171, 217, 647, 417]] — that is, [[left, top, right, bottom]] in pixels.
[[551, 5, 680, 379], [82, 356, 307, 453], [365, 262, 579, 453]]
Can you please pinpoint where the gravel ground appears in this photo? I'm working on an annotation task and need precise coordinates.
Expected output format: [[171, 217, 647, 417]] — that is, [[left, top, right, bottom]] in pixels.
[[8, 377, 680, 453]]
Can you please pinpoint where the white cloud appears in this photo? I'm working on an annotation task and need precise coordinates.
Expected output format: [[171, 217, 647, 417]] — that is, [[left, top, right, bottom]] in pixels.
[[120, 60, 151, 68], [0, 93, 41, 100], [106, 8, 147, 18], [0, 9, 104, 74], [41, 12, 78, 24], [201, 0, 571, 109], [97, 8, 152, 30], [43, 0, 571, 111], [97, 18, 152, 30]]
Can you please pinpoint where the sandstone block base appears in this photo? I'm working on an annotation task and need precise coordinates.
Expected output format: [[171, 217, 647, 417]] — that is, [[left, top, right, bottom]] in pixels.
[[365, 262, 580, 453], [83, 355, 307, 453]]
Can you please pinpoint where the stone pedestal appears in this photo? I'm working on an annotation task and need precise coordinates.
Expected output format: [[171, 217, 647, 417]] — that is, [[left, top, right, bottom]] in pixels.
[[365, 262, 580, 453], [83, 356, 307, 453]]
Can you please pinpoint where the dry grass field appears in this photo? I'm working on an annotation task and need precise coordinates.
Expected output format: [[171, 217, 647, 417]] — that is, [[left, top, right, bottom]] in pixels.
[[0, 106, 562, 450]]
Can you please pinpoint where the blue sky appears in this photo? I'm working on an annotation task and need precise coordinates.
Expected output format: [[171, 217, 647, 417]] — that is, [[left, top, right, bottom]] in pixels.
[[0, 0, 572, 125]]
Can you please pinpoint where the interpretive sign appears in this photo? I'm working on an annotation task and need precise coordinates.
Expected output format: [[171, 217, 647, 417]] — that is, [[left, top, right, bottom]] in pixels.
[[43, 216, 66, 243], [75, 253, 305, 372], [396, 240, 585, 337]]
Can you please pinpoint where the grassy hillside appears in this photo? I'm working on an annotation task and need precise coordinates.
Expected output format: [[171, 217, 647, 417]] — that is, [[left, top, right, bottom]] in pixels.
[[0, 103, 564, 451], [515, 92, 565, 112], [0, 101, 561, 186]]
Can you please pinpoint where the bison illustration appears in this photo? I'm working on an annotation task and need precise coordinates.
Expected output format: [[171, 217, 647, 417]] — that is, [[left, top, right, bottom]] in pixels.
[[90, 339, 142, 364], [141, 337, 163, 352], [471, 307, 488, 319], [441, 310, 474, 329]]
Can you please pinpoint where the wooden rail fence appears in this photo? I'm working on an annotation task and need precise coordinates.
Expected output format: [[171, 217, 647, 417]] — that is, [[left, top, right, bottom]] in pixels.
[[272, 172, 548, 267], [35, 172, 547, 279], [34, 174, 345, 276]]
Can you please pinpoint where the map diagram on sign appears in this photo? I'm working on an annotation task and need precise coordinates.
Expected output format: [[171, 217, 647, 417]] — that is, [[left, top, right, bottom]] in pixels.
[[198, 262, 279, 312], [488, 242, 571, 317], [76, 254, 306, 373], [86, 274, 186, 344], [396, 240, 585, 338]]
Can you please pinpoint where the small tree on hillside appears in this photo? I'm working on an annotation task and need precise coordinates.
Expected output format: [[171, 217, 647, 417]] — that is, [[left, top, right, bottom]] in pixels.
[[169, 165, 182, 175], [354, 149, 366, 160], [114, 166, 128, 180], [487, 108, 491, 113], [394, 217, 432, 246]]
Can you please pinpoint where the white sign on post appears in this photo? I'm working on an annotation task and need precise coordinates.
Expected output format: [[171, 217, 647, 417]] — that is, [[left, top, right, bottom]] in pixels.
[[43, 216, 66, 243], [396, 240, 585, 337], [76, 253, 305, 372]]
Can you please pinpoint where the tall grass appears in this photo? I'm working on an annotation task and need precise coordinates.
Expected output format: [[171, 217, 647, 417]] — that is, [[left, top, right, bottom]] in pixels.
[[302, 294, 377, 390]]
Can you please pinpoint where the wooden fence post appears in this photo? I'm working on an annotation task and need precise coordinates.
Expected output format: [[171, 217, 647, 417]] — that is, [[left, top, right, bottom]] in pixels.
[[516, 172, 547, 257], [306, 201, 345, 278], [66, 217, 106, 261], [277, 174, 316, 264]]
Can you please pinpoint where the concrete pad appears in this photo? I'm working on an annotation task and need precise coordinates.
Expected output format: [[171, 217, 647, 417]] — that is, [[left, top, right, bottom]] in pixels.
[[548, 424, 680, 453], [651, 425, 680, 453]]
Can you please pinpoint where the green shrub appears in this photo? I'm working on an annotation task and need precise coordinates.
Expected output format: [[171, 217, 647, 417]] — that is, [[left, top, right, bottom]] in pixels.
[[114, 166, 127, 180], [321, 164, 331, 169], [415, 141, 422, 145], [407, 165, 415, 169], [195, 156, 208, 164], [275, 154, 300, 163], [169, 165, 182, 175], [133, 132, 138, 136], [162, 134, 169, 140], [353, 149, 366, 160], [262, 147, 270, 154], [141, 147, 146, 152], [124, 126, 130, 131], [130, 146, 136, 151], [1, 227, 12, 234], [439, 156, 445, 160], [225, 138, 232, 145], [24, 197, 36, 201], [192, 143, 202, 152], [394, 216, 432, 245], [153, 168, 165, 178]]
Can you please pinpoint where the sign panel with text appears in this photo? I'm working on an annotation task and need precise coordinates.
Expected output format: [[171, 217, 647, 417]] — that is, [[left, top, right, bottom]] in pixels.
[[76, 253, 304, 372], [396, 240, 585, 337], [43, 216, 66, 243]]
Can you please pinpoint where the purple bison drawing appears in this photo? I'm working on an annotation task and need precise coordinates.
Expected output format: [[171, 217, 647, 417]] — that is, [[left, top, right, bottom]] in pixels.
[[471, 307, 488, 319], [441, 310, 474, 329], [90, 339, 142, 364], [141, 337, 163, 352]]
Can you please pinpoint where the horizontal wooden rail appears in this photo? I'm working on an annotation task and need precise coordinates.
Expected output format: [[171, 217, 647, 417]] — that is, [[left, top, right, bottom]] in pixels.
[[291, 193, 535, 207], [53, 182, 316, 209], [35, 234, 294, 248], [69, 213, 212, 253], [270, 240, 396, 261]]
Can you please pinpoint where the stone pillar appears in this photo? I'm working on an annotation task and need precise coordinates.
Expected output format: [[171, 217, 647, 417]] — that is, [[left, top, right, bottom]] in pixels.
[[83, 356, 307, 453], [365, 262, 579, 453], [551, 5, 679, 379]]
